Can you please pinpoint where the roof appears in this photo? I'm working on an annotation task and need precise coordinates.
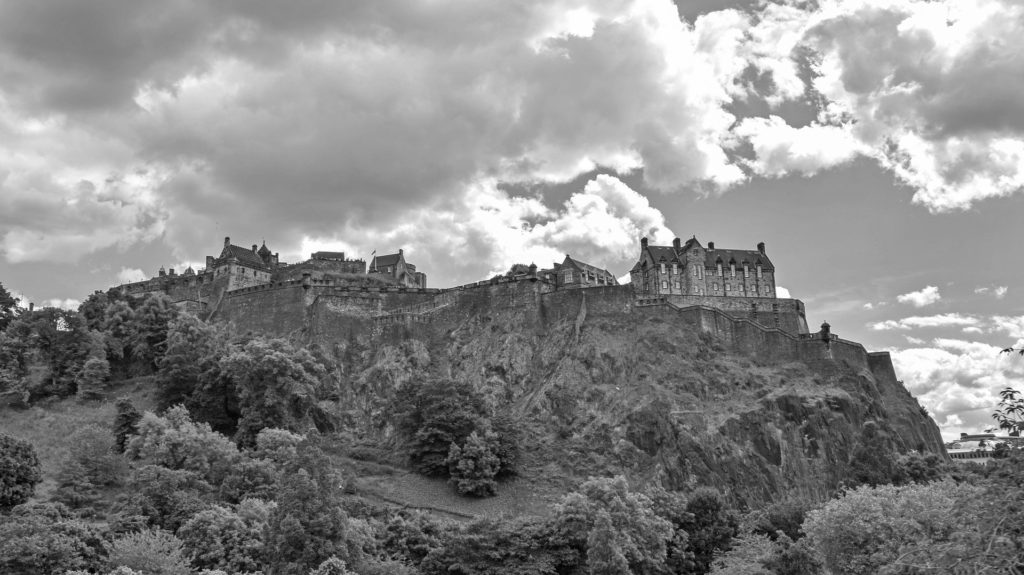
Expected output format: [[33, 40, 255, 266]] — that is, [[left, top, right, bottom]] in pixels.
[[221, 244, 266, 267], [257, 242, 272, 257], [563, 255, 616, 279], [312, 251, 347, 259], [705, 249, 773, 270], [372, 253, 402, 269]]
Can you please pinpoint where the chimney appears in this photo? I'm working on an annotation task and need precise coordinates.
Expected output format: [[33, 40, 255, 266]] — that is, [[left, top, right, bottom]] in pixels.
[[672, 237, 681, 250], [961, 432, 968, 439], [169, 268, 176, 276], [28, 302, 34, 312], [252, 244, 258, 253], [159, 266, 166, 277], [757, 242, 765, 254], [206, 255, 214, 268], [708, 241, 715, 251], [224, 236, 230, 247], [399, 248, 404, 256], [640, 237, 648, 248]]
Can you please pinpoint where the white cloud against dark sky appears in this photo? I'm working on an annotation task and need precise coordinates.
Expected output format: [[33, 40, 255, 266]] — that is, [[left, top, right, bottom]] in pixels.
[[1, 0, 1022, 439]]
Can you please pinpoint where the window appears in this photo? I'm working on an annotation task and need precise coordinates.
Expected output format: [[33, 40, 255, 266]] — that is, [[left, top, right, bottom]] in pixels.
[[661, 281, 668, 290], [698, 267, 703, 280], [673, 281, 680, 289], [725, 284, 731, 291], [672, 263, 678, 275], [693, 266, 699, 277], [564, 271, 573, 283], [730, 264, 736, 278], [717, 262, 723, 276], [693, 286, 699, 294], [660, 263, 666, 274], [713, 283, 719, 291], [756, 264, 762, 279], [744, 264, 749, 278]]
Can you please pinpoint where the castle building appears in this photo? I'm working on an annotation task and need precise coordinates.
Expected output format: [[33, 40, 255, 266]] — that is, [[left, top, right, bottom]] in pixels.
[[204, 237, 280, 292], [311, 251, 367, 274], [539, 255, 618, 288], [630, 237, 776, 298], [369, 249, 427, 288]]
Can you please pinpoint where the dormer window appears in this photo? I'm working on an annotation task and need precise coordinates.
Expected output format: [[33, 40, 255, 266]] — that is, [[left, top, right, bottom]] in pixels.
[[744, 264, 749, 278], [717, 262, 723, 276], [660, 263, 666, 274], [672, 263, 678, 275], [757, 264, 763, 279], [730, 263, 736, 278]]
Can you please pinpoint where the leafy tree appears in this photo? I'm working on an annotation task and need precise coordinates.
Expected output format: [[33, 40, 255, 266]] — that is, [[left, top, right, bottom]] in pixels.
[[77, 356, 112, 400], [553, 476, 674, 575], [310, 556, 357, 575], [0, 502, 108, 575], [0, 281, 19, 331], [53, 425, 127, 509], [420, 516, 573, 575], [994, 386, 1024, 435], [802, 480, 981, 575], [587, 511, 631, 575], [103, 300, 136, 367], [846, 421, 900, 488], [177, 499, 272, 573], [120, 465, 214, 532], [0, 308, 93, 399], [379, 510, 445, 566], [157, 315, 238, 433], [105, 528, 191, 575], [125, 406, 241, 486], [750, 497, 816, 542], [447, 431, 501, 497], [114, 397, 143, 452], [263, 467, 353, 575], [130, 294, 179, 375], [393, 379, 489, 476], [678, 488, 740, 574], [54, 459, 102, 509], [0, 433, 42, 509], [222, 337, 329, 446]]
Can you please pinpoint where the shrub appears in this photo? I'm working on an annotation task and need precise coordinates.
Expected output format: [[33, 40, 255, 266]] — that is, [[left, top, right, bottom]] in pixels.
[[125, 406, 240, 485], [177, 500, 272, 573], [0, 433, 42, 509], [0, 502, 108, 575], [114, 397, 143, 453], [105, 528, 191, 575]]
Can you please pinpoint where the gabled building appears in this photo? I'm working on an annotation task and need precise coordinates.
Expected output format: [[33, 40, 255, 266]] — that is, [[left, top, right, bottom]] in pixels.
[[630, 236, 776, 298], [539, 255, 618, 288], [369, 249, 427, 288], [204, 237, 280, 292]]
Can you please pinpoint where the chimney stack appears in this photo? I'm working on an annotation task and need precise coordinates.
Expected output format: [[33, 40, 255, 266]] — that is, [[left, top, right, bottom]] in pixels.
[[224, 236, 231, 247], [757, 242, 765, 254], [708, 241, 715, 251], [29, 302, 34, 312], [252, 244, 258, 253], [640, 237, 648, 248], [672, 237, 681, 250]]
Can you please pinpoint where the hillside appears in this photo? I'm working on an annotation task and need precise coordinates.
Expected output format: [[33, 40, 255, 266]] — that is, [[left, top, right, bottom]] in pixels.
[[324, 284, 945, 509]]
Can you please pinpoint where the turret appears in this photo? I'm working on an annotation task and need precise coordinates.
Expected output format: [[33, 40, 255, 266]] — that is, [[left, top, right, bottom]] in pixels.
[[159, 266, 166, 277], [528, 262, 538, 282]]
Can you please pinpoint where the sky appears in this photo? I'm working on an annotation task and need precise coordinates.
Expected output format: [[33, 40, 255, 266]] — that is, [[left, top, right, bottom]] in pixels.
[[0, 0, 1021, 441]]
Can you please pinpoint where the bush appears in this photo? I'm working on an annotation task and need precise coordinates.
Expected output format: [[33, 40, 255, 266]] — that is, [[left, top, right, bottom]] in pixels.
[[0, 433, 42, 509], [125, 406, 241, 485], [105, 528, 191, 575], [177, 499, 272, 573], [114, 397, 143, 453]]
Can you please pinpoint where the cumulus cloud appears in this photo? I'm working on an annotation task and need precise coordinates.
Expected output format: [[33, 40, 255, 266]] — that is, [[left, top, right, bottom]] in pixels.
[[893, 338, 1024, 437], [43, 298, 81, 311], [870, 313, 978, 331], [896, 285, 941, 308], [775, 286, 792, 299], [975, 285, 1009, 299], [737, 0, 1024, 211]]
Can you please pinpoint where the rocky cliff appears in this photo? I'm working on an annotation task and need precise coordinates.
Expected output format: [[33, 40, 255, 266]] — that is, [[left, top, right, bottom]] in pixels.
[[321, 282, 945, 507]]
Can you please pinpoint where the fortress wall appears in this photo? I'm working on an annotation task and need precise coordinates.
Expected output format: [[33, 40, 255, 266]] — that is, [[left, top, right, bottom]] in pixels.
[[219, 282, 309, 334], [664, 295, 808, 335], [539, 284, 635, 323]]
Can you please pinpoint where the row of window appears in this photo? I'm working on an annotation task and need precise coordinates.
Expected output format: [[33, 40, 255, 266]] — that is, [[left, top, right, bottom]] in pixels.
[[657, 262, 764, 279], [657, 281, 773, 295]]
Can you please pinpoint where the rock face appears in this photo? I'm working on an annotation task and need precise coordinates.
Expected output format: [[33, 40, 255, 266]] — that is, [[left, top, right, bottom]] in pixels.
[[317, 282, 945, 505]]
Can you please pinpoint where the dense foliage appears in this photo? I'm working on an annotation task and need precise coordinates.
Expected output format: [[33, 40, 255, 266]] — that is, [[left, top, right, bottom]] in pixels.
[[0, 433, 42, 509]]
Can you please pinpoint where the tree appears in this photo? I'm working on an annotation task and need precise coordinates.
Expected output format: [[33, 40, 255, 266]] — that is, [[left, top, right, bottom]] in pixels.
[[114, 397, 143, 452], [392, 379, 489, 476], [125, 406, 241, 486], [157, 315, 238, 433], [221, 337, 328, 446], [0, 434, 42, 509], [0, 308, 93, 399], [993, 386, 1024, 435], [130, 294, 179, 375], [310, 556, 357, 575], [105, 528, 191, 575], [0, 281, 19, 332], [679, 488, 740, 574], [587, 511, 631, 575], [0, 502, 108, 575], [177, 500, 272, 573], [553, 476, 674, 575], [446, 431, 501, 497], [77, 356, 112, 401], [263, 468, 353, 575], [846, 421, 900, 488]]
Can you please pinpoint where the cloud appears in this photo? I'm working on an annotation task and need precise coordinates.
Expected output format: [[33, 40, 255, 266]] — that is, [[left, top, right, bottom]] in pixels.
[[870, 313, 979, 331], [42, 298, 81, 311], [892, 338, 1024, 437], [776, 286, 792, 299], [975, 285, 1009, 299], [863, 303, 873, 310], [730, 115, 864, 177], [905, 336, 925, 345], [117, 268, 148, 284], [739, 0, 1024, 212], [896, 285, 941, 308]]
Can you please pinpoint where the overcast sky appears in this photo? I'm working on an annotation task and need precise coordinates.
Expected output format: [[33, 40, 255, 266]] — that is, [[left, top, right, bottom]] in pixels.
[[1, 0, 1022, 440]]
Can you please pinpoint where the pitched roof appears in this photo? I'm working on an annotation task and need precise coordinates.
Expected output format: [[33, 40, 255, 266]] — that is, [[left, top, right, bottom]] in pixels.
[[372, 253, 402, 269], [563, 255, 616, 279], [222, 244, 265, 267], [257, 242, 272, 257], [705, 249, 773, 270]]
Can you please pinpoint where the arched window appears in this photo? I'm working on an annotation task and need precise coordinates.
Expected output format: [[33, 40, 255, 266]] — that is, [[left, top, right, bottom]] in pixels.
[[716, 261, 723, 276], [730, 263, 736, 278], [756, 264, 763, 279]]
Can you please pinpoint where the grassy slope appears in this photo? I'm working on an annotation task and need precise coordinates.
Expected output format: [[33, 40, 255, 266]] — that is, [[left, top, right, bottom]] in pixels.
[[0, 378, 157, 501]]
